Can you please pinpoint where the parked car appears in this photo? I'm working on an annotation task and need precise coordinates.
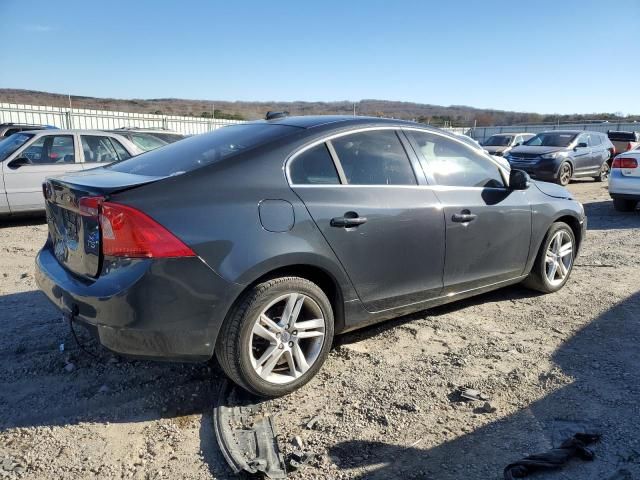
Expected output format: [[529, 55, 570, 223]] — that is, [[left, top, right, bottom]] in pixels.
[[0, 123, 57, 137], [607, 130, 640, 156], [482, 133, 535, 156], [609, 149, 640, 212], [35, 116, 585, 397], [0, 129, 141, 215], [505, 130, 614, 186], [106, 128, 186, 152]]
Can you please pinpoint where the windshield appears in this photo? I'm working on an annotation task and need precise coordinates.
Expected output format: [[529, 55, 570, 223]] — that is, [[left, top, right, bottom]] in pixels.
[[149, 132, 185, 143], [484, 135, 512, 146], [108, 123, 298, 176], [0, 133, 34, 161], [524, 133, 577, 147], [130, 133, 169, 152]]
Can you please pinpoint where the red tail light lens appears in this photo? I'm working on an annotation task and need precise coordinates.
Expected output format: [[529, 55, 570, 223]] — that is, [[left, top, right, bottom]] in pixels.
[[77, 197, 195, 258], [612, 157, 638, 169]]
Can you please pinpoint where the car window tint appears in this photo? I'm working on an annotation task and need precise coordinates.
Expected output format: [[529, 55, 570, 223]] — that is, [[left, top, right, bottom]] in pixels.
[[81, 135, 120, 163], [22, 135, 75, 164], [130, 133, 168, 152], [109, 138, 132, 160], [109, 123, 298, 177], [408, 130, 504, 188], [290, 143, 340, 184], [331, 130, 416, 185]]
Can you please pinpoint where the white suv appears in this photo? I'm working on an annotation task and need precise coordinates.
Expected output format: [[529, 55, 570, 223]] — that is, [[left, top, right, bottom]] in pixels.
[[609, 148, 640, 212], [0, 130, 141, 215]]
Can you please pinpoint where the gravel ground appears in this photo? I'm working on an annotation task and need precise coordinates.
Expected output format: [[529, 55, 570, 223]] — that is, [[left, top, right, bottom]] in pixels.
[[1, 180, 639, 480]]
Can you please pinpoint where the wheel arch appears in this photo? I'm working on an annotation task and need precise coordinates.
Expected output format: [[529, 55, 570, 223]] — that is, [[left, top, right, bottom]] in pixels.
[[553, 213, 583, 252]]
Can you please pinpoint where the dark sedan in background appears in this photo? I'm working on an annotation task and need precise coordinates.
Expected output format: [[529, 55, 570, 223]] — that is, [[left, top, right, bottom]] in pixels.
[[505, 130, 613, 185], [36, 116, 586, 397]]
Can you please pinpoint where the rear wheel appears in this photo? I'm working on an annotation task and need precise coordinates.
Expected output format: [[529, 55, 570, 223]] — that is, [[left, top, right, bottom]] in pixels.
[[613, 198, 638, 212], [216, 276, 334, 397], [557, 162, 572, 186], [594, 162, 609, 182], [523, 222, 575, 293]]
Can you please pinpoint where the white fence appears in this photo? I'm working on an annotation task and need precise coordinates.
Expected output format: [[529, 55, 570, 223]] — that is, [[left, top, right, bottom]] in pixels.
[[0, 103, 244, 135]]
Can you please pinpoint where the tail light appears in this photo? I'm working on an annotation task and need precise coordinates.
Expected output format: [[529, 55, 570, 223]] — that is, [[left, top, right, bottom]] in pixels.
[[612, 157, 638, 169], [78, 196, 195, 258]]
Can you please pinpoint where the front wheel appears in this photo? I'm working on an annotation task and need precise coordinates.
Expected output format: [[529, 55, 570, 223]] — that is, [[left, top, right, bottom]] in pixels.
[[216, 277, 334, 397], [523, 222, 576, 293], [557, 162, 572, 186]]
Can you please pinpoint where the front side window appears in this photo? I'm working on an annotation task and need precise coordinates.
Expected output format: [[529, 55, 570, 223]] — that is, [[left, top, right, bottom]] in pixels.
[[331, 130, 416, 185], [289, 143, 340, 184], [408, 130, 504, 188], [21, 135, 75, 164]]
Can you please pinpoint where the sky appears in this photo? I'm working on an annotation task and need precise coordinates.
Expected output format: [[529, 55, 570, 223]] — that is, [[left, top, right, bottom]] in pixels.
[[1, 0, 639, 115]]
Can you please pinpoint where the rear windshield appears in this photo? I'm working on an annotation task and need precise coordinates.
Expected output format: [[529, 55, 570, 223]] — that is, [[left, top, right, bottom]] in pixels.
[[524, 133, 577, 147], [484, 135, 512, 146], [108, 123, 297, 176], [0, 133, 34, 161]]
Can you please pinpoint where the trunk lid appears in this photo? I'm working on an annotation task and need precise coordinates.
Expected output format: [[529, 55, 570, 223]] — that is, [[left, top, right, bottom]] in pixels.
[[44, 168, 163, 278]]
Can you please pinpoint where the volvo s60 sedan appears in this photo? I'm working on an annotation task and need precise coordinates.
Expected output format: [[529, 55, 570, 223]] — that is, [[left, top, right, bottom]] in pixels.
[[35, 116, 586, 397]]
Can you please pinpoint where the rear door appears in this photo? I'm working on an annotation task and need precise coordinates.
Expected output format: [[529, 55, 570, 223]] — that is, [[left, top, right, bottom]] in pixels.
[[405, 129, 532, 293], [588, 133, 607, 170], [289, 128, 445, 312], [3, 133, 83, 212]]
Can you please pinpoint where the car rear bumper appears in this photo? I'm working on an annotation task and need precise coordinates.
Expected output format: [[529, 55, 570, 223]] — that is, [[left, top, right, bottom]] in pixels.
[[35, 243, 242, 361], [609, 170, 640, 199]]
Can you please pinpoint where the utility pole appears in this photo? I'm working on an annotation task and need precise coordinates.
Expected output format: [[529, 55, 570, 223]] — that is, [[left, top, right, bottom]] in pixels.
[[353, 103, 356, 117], [68, 94, 72, 110]]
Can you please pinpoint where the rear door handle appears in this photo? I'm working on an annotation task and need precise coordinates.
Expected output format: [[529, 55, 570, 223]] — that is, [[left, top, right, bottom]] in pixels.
[[451, 210, 477, 223], [331, 212, 367, 228]]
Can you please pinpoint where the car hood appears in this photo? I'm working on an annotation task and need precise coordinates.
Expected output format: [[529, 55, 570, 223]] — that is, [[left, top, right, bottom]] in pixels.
[[509, 146, 568, 155], [533, 180, 573, 200], [484, 145, 509, 153]]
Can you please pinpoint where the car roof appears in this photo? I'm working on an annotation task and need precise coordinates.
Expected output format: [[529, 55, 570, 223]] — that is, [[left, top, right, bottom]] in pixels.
[[19, 129, 129, 136], [490, 132, 534, 136], [539, 130, 604, 135], [108, 128, 183, 134], [265, 115, 425, 129]]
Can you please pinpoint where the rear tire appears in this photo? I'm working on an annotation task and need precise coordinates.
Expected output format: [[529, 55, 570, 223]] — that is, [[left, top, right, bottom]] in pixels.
[[613, 198, 638, 212], [594, 162, 609, 182], [523, 222, 576, 293], [556, 162, 572, 186], [215, 276, 334, 398]]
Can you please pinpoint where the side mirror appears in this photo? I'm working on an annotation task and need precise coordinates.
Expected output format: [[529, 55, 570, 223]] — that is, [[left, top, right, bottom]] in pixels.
[[509, 169, 531, 190], [7, 157, 31, 169], [575, 142, 588, 149]]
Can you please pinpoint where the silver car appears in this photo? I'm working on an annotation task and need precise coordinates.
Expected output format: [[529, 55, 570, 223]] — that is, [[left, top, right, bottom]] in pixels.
[[0, 129, 141, 215], [609, 149, 640, 212], [483, 133, 536, 156]]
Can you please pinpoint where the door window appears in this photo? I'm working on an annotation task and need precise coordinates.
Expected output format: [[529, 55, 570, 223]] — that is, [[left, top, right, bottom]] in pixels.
[[330, 130, 416, 185], [576, 134, 590, 147], [81, 135, 128, 163], [408, 130, 504, 188], [589, 134, 602, 146], [21, 135, 75, 164], [110, 138, 132, 160], [289, 143, 340, 184]]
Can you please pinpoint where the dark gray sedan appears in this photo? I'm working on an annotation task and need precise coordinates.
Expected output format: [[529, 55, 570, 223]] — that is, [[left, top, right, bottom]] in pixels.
[[35, 116, 586, 397]]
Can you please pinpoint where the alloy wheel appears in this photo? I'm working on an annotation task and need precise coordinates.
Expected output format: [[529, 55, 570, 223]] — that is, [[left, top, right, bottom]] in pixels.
[[559, 164, 571, 185], [545, 230, 573, 286], [600, 163, 610, 181], [249, 293, 326, 384]]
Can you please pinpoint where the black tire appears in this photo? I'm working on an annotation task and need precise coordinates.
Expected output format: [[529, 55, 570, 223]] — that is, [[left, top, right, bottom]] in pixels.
[[556, 162, 572, 186], [215, 276, 334, 397], [594, 162, 609, 182], [613, 198, 638, 212], [523, 222, 576, 294]]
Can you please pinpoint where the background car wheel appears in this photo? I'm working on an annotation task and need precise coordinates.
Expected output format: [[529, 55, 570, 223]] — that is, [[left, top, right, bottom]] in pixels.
[[557, 162, 572, 186], [613, 198, 638, 212], [523, 222, 576, 293], [594, 162, 609, 182], [216, 276, 334, 397]]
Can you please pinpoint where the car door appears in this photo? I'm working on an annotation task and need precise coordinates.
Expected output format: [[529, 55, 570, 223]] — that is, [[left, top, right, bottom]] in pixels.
[[405, 129, 532, 293], [588, 133, 606, 170], [572, 133, 593, 174], [80, 134, 132, 168], [288, 128, 445, 312], [3, 133, 83, 213]]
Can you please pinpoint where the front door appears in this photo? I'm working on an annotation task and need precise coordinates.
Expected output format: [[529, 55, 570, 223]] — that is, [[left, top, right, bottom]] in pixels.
[[289, 129, 446, 312], [572, 133, 594, 174], [3, 134, 83, 212], [405, 129, 532, 293]]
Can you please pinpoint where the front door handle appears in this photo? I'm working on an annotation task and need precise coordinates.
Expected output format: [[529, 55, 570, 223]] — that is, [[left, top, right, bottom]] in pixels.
[[452, 210, 477, 223], [331, 212, 367, 228]]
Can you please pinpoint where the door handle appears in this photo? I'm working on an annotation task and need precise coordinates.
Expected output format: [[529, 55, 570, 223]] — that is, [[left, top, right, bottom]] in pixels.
[[451, 210, 477, 223], [331, 212, 367, 228]]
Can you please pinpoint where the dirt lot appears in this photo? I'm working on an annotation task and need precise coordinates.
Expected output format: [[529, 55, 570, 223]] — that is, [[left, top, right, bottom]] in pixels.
[[1, 180, 639, 480]]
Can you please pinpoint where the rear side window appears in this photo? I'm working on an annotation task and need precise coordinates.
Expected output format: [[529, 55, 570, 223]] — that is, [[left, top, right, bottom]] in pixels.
[[331, 130, 416, 185], [82, 135, 129, 163], [589, 134, 602, 146], [290, 143, 340, 184], [408, 130, 504, 188], [109, 123, 297, 177]]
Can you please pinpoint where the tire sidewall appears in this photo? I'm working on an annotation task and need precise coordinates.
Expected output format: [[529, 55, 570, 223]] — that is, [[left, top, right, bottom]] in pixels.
[[235, 278, 334, 397], [536, 223, 576, 292]]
